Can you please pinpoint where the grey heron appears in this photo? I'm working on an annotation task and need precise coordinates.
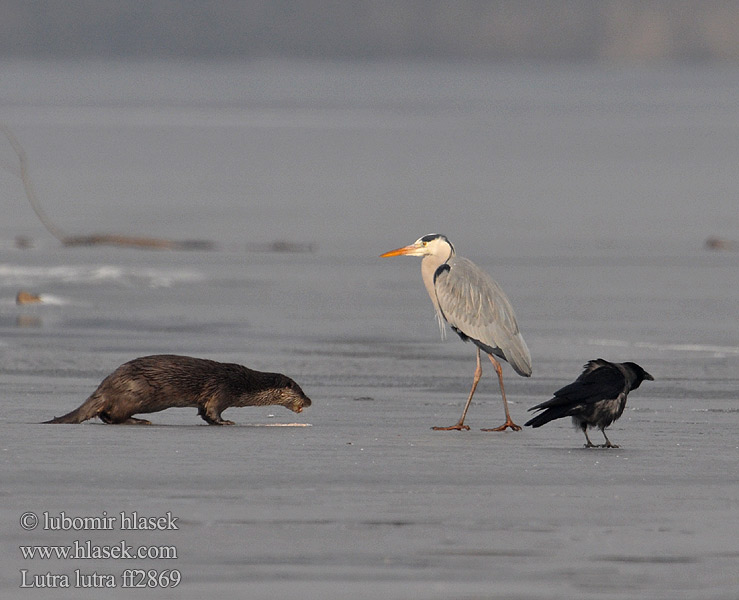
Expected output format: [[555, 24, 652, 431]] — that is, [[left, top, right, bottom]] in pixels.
[[525, 359, 653, 447], [381, 234, 532, 431]]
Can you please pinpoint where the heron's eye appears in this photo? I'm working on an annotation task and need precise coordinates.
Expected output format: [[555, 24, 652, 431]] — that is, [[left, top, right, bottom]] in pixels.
[[422, 241, 428, 246]]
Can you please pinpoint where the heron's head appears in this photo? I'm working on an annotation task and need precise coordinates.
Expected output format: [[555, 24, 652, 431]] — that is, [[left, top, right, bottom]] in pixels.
[[380, 234, 454, 259]]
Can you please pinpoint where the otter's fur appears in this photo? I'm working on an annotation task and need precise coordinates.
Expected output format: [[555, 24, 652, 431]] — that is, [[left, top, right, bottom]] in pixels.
[[45, 354, 311, 425]]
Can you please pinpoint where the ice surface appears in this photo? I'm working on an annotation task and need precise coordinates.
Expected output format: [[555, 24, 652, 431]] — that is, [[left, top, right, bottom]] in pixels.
[[1, 60, 737, 599]]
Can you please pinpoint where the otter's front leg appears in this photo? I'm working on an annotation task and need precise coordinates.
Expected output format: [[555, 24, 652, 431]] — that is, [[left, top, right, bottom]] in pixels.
[[197, 405, 234, 426], [123, 417, 152, 425]]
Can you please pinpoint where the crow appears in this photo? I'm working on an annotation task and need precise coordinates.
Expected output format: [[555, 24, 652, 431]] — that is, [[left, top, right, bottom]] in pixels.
[[525, 359, 654, 448]]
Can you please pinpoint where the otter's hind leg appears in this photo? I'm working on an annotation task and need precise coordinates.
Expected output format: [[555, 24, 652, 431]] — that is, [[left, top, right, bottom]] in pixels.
[[99, 412, 152, 425], [198, 405, 234, 426]]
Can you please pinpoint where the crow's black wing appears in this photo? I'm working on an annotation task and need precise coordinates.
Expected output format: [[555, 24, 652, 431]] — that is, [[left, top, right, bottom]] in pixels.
[[529, 361, 626, 412]]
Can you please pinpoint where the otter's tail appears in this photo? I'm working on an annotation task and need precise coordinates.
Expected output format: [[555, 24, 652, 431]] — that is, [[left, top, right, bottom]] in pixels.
[[44, 393, 105, 424]]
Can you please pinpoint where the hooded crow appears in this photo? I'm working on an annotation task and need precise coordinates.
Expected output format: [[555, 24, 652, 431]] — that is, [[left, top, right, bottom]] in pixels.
[[525, 359, 654, 448]]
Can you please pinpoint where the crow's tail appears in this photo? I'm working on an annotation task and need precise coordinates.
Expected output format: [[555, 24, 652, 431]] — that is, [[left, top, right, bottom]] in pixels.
[[524, 407, 569, 428]]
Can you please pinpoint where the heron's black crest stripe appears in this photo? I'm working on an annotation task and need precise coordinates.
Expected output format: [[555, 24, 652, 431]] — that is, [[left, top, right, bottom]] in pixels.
[[420, 233, 443, 243], [420, 233, 454, 254]]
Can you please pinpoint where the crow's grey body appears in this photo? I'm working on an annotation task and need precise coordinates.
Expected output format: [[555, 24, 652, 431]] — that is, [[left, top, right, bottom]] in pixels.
[[525, 359, 653, 447]]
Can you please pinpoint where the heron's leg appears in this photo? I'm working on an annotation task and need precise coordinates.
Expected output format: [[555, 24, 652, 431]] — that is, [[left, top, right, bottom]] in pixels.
[[599, 429, 619, 449], [480, 354, 521, 432], [432, 347, 482, 431]]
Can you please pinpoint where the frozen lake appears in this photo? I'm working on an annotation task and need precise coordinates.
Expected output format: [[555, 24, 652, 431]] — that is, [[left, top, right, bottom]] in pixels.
[[1, 59, 737, 599]]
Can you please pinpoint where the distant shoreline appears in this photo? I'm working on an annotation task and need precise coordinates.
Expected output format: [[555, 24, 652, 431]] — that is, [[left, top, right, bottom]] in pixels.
[[4, 1, 739, 63]]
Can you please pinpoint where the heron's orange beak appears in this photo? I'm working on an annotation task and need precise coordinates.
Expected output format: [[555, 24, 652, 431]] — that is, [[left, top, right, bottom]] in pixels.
[[380, 244, 420, 257]]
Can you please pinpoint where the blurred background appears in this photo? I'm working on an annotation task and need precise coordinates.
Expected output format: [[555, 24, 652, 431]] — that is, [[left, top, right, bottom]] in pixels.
[[2, 1, 738, 256], [5, 1, 739, 62]]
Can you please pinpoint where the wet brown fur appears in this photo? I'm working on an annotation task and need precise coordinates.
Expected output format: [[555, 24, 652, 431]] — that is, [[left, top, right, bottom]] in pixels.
[[44, 354, 311, 425]]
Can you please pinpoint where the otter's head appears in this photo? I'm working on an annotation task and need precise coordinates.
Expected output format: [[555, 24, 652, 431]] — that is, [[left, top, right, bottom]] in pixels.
[[274, 375, 312, 413]]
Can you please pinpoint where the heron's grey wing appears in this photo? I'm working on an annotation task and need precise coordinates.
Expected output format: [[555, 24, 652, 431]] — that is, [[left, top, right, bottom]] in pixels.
[[434, 257, 532, 376]]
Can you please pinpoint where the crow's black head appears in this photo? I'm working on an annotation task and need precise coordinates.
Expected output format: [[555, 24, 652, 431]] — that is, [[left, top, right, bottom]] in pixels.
[[623, 362, 654, 390]]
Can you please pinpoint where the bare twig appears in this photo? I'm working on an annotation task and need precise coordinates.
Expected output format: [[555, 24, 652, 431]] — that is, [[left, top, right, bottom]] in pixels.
[[1, 123, 69, 243], [1, 123, 214, 250]]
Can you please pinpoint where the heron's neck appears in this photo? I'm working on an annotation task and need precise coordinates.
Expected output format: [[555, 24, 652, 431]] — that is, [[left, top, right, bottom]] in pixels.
[[420, 251, 451, 310]]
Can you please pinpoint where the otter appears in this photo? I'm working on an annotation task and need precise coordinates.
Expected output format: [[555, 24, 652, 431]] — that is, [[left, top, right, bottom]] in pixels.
[[44, 354, 311, 425]]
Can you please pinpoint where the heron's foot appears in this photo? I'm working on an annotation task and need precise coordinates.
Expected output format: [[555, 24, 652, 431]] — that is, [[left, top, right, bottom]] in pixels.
[[481, 421, 521, 432], [432, 424, 470, 431], [583, 441, 597, 448], [599, 442, 619, 449]]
